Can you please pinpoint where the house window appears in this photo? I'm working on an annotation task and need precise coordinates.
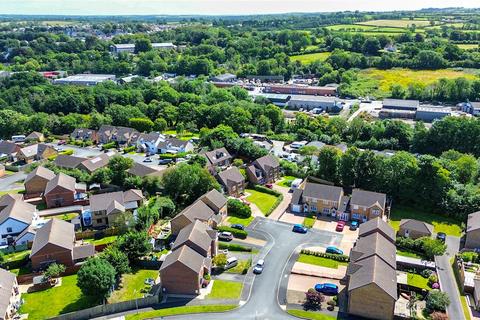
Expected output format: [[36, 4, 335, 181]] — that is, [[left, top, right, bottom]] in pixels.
[[372, 209, 380, 216], [6, 227, 12, 233], [352, 213, 360, 220], [310, 205, 317, 212], [96, 218, 103, 223], [322, 208, 330, 215]]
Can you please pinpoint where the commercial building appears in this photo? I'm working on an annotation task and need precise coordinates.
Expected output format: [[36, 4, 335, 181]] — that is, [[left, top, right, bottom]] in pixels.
[[110, 42, 177, 54], [415, 106, 451, 122], [255, 93, 291, 107], [53, 74, 116, 86], [211, 73, 237, 83], [264, 84, 337, 96], [382, 99, 420, 111], [287, 95, 343, 112]]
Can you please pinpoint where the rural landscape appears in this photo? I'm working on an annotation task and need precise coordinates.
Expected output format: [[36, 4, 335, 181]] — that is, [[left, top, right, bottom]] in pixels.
[[0, 2, 480, 320]]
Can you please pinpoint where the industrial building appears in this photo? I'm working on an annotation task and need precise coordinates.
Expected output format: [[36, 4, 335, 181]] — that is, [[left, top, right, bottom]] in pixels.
[[53, 74, 116, 86], [461, 102, 480, 116], [287, 95, 343, 112], [110, 42, 177, 54], [263, 84, 337, 96], [415, 106, 451, 122], [382, 99, 420, 111], [256, 93, 291, 107]]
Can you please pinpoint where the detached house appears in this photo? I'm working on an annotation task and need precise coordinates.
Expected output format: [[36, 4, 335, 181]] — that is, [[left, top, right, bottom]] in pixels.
[[203, 148, 232, 173], [0, 194, 38, 246], [170, 189, 227, 235], [350, 189, 387, 222], [136, 132, 165, 155], [347, 218, 397, 320], [30, 219, 94, 270], [26, 131, 45, 142], [0, 141, 20, 160], [158, 138, 194, 154], [88, 189, 144, 228], [44, 173, 87, 208], [16, 144, 57, 164], [77, 151, 116, 174], [160, 220, 217, 295], [24, 166, 56, 197], [0, 268, 20, 320], [217, 167, 245, 196], [54, 155, 87, 170], [247, 154, 280, 185]]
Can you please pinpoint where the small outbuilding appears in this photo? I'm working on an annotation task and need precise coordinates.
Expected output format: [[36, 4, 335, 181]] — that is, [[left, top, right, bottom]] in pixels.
[[398, 219, 433, 239]]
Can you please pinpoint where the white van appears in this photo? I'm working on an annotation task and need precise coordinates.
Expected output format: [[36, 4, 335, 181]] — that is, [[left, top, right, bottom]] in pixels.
[[290, 178, 303, 190], [11, 135, 26, 143], [225, 257, 238, 269]]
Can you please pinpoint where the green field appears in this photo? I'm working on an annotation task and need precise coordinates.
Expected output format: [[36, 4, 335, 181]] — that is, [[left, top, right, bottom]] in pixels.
[[108, 269, 158, 303], [206, 280, 243, 299], [327, 24, 408, 34], [397, 249, 422, 259], [389, 205, 462, 237], [19, 275, 99, 320], [356, 68, 479, 97], [290, 52, 331, 64], [297, 254, 348, 269], [357, 19, 432, 28], [245, 189, 279, 215], [126, 305, 237, 320]]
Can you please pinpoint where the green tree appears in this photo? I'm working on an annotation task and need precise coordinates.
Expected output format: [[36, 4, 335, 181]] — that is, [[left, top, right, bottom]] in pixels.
[[129, 117, 154, 132], [77, 258, 116, 300], [227, 199, 252, 218], [107, 156, 134, 186], [116, 231, 151, 262], [153, 117, 168, 132], [100, 246, 131, 278], [134, 38, 152, 53], [426, 290, 450, 312], [42, 263, 66, 282], [316, 146, 341, 183]]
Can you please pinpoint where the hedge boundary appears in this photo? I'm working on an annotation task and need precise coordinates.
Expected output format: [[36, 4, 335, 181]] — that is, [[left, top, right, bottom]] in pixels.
[[217, 226, 248, 239], [301, 249, 350, 262]]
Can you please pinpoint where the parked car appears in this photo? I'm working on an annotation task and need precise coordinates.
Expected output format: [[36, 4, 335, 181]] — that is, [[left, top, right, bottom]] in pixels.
[[326, 246, 343, 255], [436, 232, 446, 242], [231, 224, 244, 230], [159, 159, 173, 165], [350, 221, 359, 231], [314, 283, 339, 295], [292, 224, 308, 234], [218, 231, 233, 241], [265, 183, 273, 189], [225, 257, 238, 269], [336, 221, 346, 232], [57, 140, 66, 145], [253, 259, 265, 274], [143, 157, 152, 163]]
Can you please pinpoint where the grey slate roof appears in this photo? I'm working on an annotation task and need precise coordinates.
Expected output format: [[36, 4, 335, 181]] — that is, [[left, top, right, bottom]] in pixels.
[[123, 189, 144, 203], [291, 189, 303, 206], [217, 167, 244, 188], [0, 141, 18, 155], [303, 182, 343, 202], [0, 268, 17, 319], [26, 131, 44, 140], [79, 151, 115, 172], [383, 99, 420, 108], [71, 128, 96, 140], [127, 162, 163, 177], [467, 211, 480, 233], [399, 219, 434, 235], [160, 245, 205, 273], [351, 189, 386, 210], [179, 200, 215, 224], [171, 220, 214, 255], [201, 189, 227, 211], [30, 219, 75, 257], [358, 217, 395, 243], [19, 143, 52, 158], [0, 195, 36, 226], [54, 155, 87, 169], [306, 141, 326, 149], [72, 244, 95, 260], [204, 147, 232, 166]]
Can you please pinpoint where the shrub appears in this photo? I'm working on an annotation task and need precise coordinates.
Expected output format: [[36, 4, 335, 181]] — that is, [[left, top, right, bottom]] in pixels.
[[428, 274, 439, 286], [426, 290, 450, 312], [396, 236, 446, 259], [158, 152, 188, 159], [461, 251, 478, 263], [265, 194, 283, 217], [301, 249, 350, 262], [123, 146, 136, 153], [42, 263, 66, 282], [252, 184, 281, 197], [213, 254, 227, 268], [421, 269, 433, 278], [304, 288, 325, 311], [218, 242, 253, 252], [227, 199, 252, 218], [102, 142, 116, 150], [217, 226, 248, 239]]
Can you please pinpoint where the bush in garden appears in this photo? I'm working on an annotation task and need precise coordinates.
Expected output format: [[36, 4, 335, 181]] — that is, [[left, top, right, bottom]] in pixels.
[[213, 254, 227, 268], [421, 269, 433, 278], [217, 226, 248, 239], [304, 288, 325, 311], [426, 290, 450, 312], [227, 198, 252, 218], [300, 249, 349, 262], [428, 274, 439, 286]]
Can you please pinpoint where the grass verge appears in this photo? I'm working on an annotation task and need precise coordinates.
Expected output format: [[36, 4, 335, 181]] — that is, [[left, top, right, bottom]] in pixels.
[[287, 309, 337, 320], [125, 305, 237, 320], [206, 280, 243, 299]]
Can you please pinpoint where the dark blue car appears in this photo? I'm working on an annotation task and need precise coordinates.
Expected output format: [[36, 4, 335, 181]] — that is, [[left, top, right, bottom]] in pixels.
[[292, 224, 308, 234], [326, 246, 343, 255], [314, 283, 339, 295]]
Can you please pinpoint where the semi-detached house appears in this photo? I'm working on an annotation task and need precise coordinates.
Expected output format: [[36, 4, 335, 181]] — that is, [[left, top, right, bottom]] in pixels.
[[0, 194, 38, 246]]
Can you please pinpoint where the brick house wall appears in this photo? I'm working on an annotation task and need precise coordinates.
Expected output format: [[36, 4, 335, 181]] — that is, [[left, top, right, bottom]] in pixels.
[[25, 176, 50, 195], [30, 244, 73, 270], [466, 230, 480, 249], [348, 284, 395, 320], [45, 188, 75, 208], [160, 263, 203, 295]]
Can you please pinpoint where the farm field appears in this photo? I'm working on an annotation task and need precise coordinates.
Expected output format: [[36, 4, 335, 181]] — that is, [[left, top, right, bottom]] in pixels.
[[457, 43, 479, 50], [327, 24, 408, 33], [357, 19, 432, 28], [290, 52, 331, 64], [357, 68, 479, 96]]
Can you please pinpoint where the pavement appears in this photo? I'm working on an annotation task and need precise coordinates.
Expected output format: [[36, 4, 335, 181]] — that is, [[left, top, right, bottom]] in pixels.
[[102, 217, 343, 320], [435, 235, 464, 320], [268, 185, 292, 221]]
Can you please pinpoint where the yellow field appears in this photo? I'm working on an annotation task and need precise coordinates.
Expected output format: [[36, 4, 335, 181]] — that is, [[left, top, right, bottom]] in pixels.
[[290, 52, 331, 64], [357, 19, 432, 28], [360, 68, 479, 93], [457, 44, 479, 50]]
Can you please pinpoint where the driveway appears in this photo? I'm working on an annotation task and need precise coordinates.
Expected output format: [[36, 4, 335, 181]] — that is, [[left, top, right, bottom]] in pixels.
[[268, 185, 292, 221], [435, 235, 465, 320]]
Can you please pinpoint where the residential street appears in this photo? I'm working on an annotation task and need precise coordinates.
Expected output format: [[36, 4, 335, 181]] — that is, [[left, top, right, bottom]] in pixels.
[[435, 235, 464, 320], [0, 171, 26, 191]]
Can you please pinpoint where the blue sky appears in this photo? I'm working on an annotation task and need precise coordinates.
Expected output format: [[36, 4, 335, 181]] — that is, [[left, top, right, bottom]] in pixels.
[[0, 0, 478, 15]]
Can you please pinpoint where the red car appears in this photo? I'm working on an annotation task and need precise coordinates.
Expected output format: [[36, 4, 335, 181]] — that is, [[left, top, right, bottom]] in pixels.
[[265, 183, 273, 189], [336, 221, 346, 232], [57, 140, 66, 145]]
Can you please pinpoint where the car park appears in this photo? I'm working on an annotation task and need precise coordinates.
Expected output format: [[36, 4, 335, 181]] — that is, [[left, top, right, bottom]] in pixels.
[[231, 224, 244, 230], [292, 224, 308, 234], [326, 246, 343, 255], [218, 231, 233, 241], [253, 259, 265, 274], [225, 257, 238, 269], [314, 283, 339, 295], [350, 221, 359, 230], [336, 221, 346, 232]]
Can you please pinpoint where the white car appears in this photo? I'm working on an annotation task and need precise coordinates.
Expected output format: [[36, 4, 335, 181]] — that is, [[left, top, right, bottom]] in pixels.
[[253, 259, 265, 274]]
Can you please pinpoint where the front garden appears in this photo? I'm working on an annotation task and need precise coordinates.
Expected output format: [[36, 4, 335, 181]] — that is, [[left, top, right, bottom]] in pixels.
[[298, 250, 349, 269], [206, 280, 243, 299], [246, 185, 283, 216]]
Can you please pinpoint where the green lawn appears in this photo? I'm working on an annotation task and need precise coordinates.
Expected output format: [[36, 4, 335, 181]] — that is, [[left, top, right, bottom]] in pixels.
[[290, 52, 331, 64], [125, 305, 237, 320], [287, 309, 337, 320], [303, 216, 316, 228], [389, 205, 462, 237], [48, 212, 78, 221], [226, 259, 251, 274], [246, 189, 279, 215], [19, 275, 100, 320], [206, 280, 243, 299], [0, 189, 24, 196], [227, 215, 254, 227], [397, 249, 423, 259], [297, 254, 347, 269], [84, 235, 118, 246], [277, 175, 296, 188], [108, 269, 158, 303], [2, 249, 30, 262], [407, 273, 430, 290], [163, 130, 199, 141]]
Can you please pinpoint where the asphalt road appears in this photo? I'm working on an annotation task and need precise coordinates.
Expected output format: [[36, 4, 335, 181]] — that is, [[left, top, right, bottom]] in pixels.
[[0, 171, 26, 191], [161, 217, 343, 320]]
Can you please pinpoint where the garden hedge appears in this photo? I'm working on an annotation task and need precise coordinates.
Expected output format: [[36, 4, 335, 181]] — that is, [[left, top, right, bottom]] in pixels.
[[218, 242, 253, 252], [217, 226, 248, 239], [301, 249, 350, 262]]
